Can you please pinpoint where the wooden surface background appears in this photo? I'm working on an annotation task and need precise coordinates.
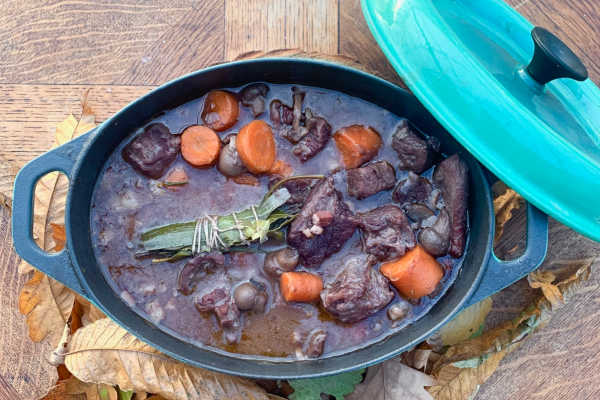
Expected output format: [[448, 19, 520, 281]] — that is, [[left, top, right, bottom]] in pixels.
[[0, 0, 599, 399]]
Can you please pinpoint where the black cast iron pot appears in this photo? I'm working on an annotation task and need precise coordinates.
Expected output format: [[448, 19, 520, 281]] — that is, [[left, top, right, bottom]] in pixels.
[[11, 59, 548, 379]]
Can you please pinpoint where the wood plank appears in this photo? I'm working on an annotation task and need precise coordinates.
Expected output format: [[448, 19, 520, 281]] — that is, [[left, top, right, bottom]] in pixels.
[[339, 0, 403, 87], [224, 0, 338, 61], [0, 205, 55, 400], [119, 0, 225, 85], [0, 84, 154, 169], [0, 0, 198, 85]]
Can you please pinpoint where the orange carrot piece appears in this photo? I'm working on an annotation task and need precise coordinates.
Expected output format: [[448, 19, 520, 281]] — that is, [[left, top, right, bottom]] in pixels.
[[181, 125, 221, 167], [380, 245, 443, 300], [280, 271, 323, 303], [333, 125, 382, 169], [269, 159, 294, 177], [163, 167, 188, 190], [201, 90, 239, 131], [231, 172, 260, 186], [236, 120, 277, 174]]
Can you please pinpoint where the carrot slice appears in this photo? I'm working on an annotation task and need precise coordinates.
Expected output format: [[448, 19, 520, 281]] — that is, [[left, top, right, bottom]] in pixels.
[[380, 245, 443, 300], [231, 172, 260, 186], [201, 90, 239, 131], [236, 120, 277, 174], [163, 167, 188, 190], [280, 271, 323, 303], [181, 125, 221, 167], [333, 125, 382, 169], [269, 159, 294, 177]]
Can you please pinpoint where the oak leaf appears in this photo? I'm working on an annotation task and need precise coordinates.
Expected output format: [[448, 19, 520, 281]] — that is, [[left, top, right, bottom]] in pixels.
[[492, 185, 524, 241], [64, 318, 270, 400]]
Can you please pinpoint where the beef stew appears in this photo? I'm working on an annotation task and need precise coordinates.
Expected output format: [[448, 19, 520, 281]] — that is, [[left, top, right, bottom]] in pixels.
[[91, 83, 469, 359]]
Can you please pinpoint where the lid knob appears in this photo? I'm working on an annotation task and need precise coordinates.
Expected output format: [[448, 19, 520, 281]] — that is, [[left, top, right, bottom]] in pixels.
[[525, 27, 588, 85]]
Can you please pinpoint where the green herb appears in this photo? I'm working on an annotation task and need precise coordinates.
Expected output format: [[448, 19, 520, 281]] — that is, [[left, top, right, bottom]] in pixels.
[[116, 388, 133, 400], [288, 369, 365, 400], [137, 175, 323, 262], [160, 180, 188, 187]]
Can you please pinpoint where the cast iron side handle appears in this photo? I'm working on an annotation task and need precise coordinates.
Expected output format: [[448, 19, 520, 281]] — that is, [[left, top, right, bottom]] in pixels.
[[12, 131, 94, 298], [525, 27, 588, 85], [464, 173, 548, 308]]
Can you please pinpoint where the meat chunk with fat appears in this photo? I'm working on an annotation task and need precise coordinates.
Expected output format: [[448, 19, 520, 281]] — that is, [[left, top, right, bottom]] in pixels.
[[392, 171, 433, 206], [347, 161, 396, 200], [292, 117, 332, 162], [194, 287, 241, 343], [239, 83, 269, 117], [287, 177, 357, 268], [268, 177, 317, 209], [432, 154, 469, 258], [122, 123, 180, 179], [321, 254, 394, 323], [357, 204, 416, 261], [392, 120, 439, 173]]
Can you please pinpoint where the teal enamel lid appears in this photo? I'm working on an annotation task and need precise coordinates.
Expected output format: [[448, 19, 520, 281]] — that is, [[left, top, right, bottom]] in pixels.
[[362, 0, 600, 241]]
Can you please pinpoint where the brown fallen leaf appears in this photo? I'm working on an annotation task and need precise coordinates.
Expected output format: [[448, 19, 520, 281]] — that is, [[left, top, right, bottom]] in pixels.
[[438, 297, 493, 347], [528, 269, 563, 307], [347, 356, 435, 400], [50, 223, 67, 251], [492, 185, 523, 241], [18, 270, 75, 346], [426, 260, 594, 399], [43, 376, 117, 400], [64, 318, 270, 400]]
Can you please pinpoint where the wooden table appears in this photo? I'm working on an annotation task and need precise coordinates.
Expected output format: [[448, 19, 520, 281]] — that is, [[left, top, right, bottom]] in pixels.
[[0, 1, 599, 399]]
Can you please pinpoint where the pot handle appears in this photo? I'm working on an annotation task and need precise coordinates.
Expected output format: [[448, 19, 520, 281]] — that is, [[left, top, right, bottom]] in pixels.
[[12, 132, 94, 298], [464, 183, 548, 308]]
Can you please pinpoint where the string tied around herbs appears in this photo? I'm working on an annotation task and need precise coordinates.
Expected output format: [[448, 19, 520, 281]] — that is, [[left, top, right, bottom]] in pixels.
[[191, 205, 261, 255]]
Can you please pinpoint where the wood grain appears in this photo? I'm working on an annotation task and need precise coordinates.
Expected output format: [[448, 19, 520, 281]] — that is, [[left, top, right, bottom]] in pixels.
[[224, 0, 338, 61], [0, 0, 599, 399], [0, 84, 153, 169], [0, 206, 57, 400], [0, 0, 198, 85]]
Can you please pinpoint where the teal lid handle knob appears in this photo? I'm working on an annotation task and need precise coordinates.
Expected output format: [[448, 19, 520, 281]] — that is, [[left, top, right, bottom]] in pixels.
[[525, 27, 588, 85]]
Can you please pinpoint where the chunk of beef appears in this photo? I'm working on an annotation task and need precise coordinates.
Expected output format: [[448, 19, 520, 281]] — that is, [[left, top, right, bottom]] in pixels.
[[418, 209, 451, 257], [177, 253, 223, 295], [239, 83, 269, 116], [270, 99, 294, 126], [321, 254, 394, 323], [292, 116, 332, 161], [347, 161, 396, 200], [357, 204, 416, 261], [304, 329, 327, 358], [392, 120, 439, 173], [287, 177, 357, 267], [122, 123, 180, 179], [392, 172, 433, 206], [268, 177, 317, 209], [194, 287, 241, 343], [433, 155, 469, 258]]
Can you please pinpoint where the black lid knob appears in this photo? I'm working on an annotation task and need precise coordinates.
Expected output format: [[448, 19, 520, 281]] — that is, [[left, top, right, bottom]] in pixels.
[[525, 27, 588, 85]]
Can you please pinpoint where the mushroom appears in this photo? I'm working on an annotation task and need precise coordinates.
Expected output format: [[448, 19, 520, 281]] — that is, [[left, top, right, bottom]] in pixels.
[[177, 256, 217, 295], [387, 302, 410, 321], [263, 247, 300, 278], [418, 209, 451, 257], [233, 282, 258, 311], [217, 135, 246, 177], [239, 83, 269, 117], [403, 203, 434, 223]]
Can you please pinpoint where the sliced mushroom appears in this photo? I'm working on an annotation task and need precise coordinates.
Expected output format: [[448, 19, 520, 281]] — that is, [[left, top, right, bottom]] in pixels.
[[239, 83, 269, 117], [387, 301, 410, 321], [403, 203, 434, 222], [270, 99, 294, 126], [177, 256, 217, 295], [263, 247, 300, 277], [217, 135, 246, 177], [418, 209, 451, 257]]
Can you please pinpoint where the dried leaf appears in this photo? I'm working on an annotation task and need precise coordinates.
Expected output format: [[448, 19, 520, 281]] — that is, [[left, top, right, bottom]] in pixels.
[[426, 260, 594, 400], [18, 270, 75, 346], [528, 270, 563, 307], [64, 319, 269, 400], [492, 186, 523, 240], [75, 295, 107, 326], [43, 376, 117, 400], [51, 223, 67, 251], [438, 298, 493, 346], [347, 358, 434, 400]]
